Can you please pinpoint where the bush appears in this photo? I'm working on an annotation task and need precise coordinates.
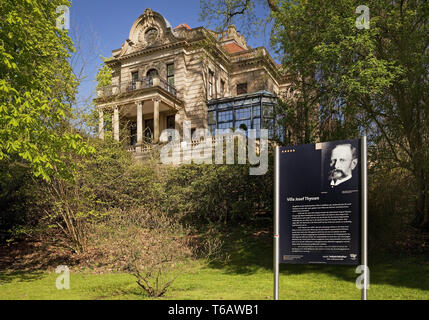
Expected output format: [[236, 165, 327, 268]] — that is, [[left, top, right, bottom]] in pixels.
[[368, 166, 416, 254], [0, 160, 36, 241], [9, 138, 162, 253], [2, 137, 275, 275], [161, 160, 273, 226], [88, 207, 192, 297]]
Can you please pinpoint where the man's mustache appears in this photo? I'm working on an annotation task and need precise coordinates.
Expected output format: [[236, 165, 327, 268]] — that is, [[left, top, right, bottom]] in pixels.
[[329, 169, 346, 180]]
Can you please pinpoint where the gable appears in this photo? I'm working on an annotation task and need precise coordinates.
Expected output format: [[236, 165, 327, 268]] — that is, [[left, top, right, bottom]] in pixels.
[[114, 8, 180, 58]]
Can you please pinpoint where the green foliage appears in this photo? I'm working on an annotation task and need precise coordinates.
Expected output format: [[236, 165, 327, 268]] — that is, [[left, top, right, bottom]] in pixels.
[[96, 57, 113, 89], [272, 0, 429, 228], [15, 138, 159, 252], [0, 0, 92, 181], [0, 160, 35, 239], [201, 0, 429, 230], [4, 134, 273, 250], [162, 159, 273, 226]]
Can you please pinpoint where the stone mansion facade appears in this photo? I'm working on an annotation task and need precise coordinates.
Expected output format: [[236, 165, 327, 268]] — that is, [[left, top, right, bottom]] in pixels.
[[94, 8, 289, 153]]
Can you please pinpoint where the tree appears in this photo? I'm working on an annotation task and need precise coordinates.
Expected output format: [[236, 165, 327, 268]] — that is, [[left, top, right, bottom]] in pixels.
[[200, 0, 429, 230], [95, 57, 113, 89], [0, 0, 92, 181]]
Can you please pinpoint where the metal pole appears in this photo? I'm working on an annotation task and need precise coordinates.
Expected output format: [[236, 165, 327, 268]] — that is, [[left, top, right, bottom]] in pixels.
[[361, 136, 368, 300], [274, 146, 280, 300]]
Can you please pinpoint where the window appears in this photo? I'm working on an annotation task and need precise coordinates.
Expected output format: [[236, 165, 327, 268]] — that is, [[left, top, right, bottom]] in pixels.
[[263, 105, 274, 117], [208, 70, 214, 99], [218, 110, 233, 122], [166, 115, 175, 129], [207, 92, 280, 140], [264, 118, 275, 139], [220, 79, 225, 97], [191, 128, 197, 140], [166, 115, 176, 142], [253, 118, 261, 138], [144, 119, 154, 142], [218, 122, 233, 131], [236, 120, 251, 132], [147, 69, 158, 78], [131, 71, 139, 90], [217, 109, 233, 132], [167, 63, 174, 93], [253, 106, 261, 118], [208, 111, 216, 125], [237, 83, 247, 95], [210, 124, 216, 135], [147, 69, 158, 86], [235, 107, 251, 120], [130, 122, 137, 146]]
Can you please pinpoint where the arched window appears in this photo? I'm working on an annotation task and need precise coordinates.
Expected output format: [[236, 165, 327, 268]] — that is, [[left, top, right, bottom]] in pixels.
[[147, 69, 159, 86], [147, 69, 158, 78]]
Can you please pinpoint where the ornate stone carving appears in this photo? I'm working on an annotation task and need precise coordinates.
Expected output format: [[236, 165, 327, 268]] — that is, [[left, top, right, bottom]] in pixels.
[[143, 8, 155, 25], [145, 28, 158, 44]]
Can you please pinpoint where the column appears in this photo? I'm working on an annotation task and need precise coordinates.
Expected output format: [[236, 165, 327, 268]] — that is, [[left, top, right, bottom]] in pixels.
[[175, 112, 181, 137], [136, 101, 143, 152], [98, 108, 104, 140], [153, 98, 160, 143], [113, 106, 119, 141]]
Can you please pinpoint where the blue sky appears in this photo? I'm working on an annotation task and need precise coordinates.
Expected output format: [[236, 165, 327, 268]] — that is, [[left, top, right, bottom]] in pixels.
[[69, 0, 273, 108]]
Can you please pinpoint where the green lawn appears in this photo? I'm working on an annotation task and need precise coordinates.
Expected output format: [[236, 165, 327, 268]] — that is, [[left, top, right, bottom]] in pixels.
[[1, 228, 428, 300]]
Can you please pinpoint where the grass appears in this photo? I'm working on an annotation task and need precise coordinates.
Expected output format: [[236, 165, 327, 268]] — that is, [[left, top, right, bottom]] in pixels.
[[0, 227, 428, 300]]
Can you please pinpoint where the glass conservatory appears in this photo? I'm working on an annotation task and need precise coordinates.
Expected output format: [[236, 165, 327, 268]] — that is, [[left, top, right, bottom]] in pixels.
[[207, 90, 280, 139]]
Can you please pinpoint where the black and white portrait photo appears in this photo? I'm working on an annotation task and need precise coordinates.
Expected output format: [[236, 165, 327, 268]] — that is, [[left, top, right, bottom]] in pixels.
[[322, 141, 360, 192]]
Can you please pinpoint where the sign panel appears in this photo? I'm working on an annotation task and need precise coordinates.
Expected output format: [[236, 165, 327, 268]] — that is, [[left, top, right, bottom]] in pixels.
[[278, 139, 361, 265]]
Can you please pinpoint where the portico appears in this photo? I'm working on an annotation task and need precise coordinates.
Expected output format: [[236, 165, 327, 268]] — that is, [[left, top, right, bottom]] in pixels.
[[96, 79, 182, 152]]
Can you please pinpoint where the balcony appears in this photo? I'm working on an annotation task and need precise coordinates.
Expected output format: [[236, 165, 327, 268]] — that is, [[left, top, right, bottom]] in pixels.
[[97, 76, 177, 99]]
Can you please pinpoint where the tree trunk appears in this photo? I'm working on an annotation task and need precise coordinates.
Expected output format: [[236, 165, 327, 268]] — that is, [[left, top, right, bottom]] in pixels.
[[412, 169, 429, 230], [420, 182, 429, 231]]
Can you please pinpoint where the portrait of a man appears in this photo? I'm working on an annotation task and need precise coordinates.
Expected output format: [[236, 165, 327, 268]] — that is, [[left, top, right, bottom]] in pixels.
[[327, 143, 358, 190]]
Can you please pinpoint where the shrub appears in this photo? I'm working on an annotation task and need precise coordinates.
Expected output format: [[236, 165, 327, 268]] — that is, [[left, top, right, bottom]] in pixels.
[[368, 165, 416, 254], [11, 138, 161, 253], [161, 160, 273, 226], [88, 207, 192, 297]]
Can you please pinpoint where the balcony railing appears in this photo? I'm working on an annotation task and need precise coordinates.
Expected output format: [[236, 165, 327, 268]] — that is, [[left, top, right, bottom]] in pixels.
[[97, 76, 177, 98]]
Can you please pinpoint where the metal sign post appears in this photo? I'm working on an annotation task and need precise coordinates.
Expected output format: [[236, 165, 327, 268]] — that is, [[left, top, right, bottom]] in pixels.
[[274, 146, 280, 300], [274, 138, 368, 300], [361, 136, 368, 300]]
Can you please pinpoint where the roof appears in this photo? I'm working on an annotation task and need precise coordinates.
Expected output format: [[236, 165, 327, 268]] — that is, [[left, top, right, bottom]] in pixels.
[[174, 23, 191, 30], [222, 42, 246, 54], [207, 90, 277, 106]]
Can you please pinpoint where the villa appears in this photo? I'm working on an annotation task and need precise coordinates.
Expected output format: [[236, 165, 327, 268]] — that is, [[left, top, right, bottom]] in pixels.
[[94, 8, 290, 155]]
